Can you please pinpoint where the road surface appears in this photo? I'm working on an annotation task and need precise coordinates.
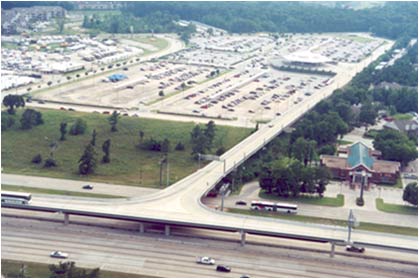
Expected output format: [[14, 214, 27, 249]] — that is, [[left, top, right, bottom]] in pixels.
[[2, 216, 417, 278]]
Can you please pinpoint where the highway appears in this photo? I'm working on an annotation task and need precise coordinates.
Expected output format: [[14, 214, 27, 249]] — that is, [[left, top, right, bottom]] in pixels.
[[2, 216, 417, 278], [3, 38, 417, 254]]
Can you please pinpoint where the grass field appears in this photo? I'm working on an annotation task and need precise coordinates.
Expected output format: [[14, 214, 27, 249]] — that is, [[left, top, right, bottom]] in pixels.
[[1, 108, 251, 187], [1, 259, 152, 278], [227, 208, 418, 236], [376, 198, 418, 215], [1, 184, 123, 199], [392, 113, 413, 120], [259, 191, 344, 207], [337, 139, 353, 145]]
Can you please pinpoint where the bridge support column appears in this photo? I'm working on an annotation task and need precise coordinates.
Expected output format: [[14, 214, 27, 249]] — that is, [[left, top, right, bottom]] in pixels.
[[64, 213, 69, 226], [138, 223, 145, 233], [240, 230, 246, 246], [165, 225, 170, 236], [330, 242, 335, 258]]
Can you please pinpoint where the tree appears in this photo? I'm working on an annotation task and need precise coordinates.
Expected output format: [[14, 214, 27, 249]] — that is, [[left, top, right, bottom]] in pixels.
[[139, 130, 145, 142], [403, 182, 418, 206], [204, 121, 216, 148], [59, 122, 67, 141], [90, 129, 97, 146], [359, 103, 377, 125], [291, 137, 317, 166], [190, 125, 202, 144], [3, 94, 25, 114], [259, 169, 274, 194], [44, 157, 57, 168], [49, 261, 100, 278], [373, 129, 417, 165], [20, 109, 43, 130], [1, 112, 15, 131], [161, 138, 170, 153], [70, 119, 87, 135], [78, 144, 97, 175], [102, 139, 111, 163], [313, 166, 330, 197], [108, 110, 119, 132]]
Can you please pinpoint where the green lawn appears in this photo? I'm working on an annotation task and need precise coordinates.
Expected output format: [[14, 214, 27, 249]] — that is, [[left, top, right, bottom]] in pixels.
[[1, 184, 123, 199], [227, 208, 418, 236], [1, 259, 153, 278], [1, 109, 251, 187], [259, 191, 344, 207], [392, 113, 413, 120], [337, 139, 353, 145], [376, 198, 418, 215]]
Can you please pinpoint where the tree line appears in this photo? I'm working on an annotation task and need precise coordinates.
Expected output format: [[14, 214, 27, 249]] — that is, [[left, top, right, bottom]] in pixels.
[[123, 1, 417, 39]]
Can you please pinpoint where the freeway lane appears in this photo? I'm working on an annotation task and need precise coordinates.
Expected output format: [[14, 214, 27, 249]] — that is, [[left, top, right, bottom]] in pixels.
[[3, 37, 416, 253], [2, 217, 417, 278]]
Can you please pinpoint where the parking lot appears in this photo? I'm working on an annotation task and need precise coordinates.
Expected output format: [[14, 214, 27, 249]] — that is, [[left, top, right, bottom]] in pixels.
[[36, 61, 215, 107], [25, 32, 387, 127]]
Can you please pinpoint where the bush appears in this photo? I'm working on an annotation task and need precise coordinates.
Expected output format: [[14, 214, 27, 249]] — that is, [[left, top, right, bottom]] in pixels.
[[31, 154, 42, 164], [1, 112, 15, 131], [20, 109, 43, 130], [159, 90, 164, 96], [44, 158, 57, 168], [356, 197, 364, 206], [175, 142, 185, 151], [70, 119, 87, 135], [216, 146, 226, 156]]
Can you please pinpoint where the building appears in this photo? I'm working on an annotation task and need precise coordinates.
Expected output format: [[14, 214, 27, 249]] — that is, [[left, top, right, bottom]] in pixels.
[[320, 142, 400, 187], [383, 119, 418, 138], [281, 50, 333, 67]]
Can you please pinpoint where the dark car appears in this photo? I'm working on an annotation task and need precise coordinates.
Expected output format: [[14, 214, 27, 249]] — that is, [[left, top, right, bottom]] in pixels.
[[235, 200, 247, 206], [216, 265, 231, 272], [346, 245, 365, 253], [82, 184, 93, 190], [126, 85, 134, 89]]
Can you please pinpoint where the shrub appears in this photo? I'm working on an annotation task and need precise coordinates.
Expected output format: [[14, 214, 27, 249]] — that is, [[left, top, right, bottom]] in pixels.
[[20, 109, 43, 130], [1, 112, 15, 131], [216, 146, 226, 156], [31, 154, 42, 164], [44, 158, 57, 168], [70, 119, 87, 135], [175, 142, 185, 151]]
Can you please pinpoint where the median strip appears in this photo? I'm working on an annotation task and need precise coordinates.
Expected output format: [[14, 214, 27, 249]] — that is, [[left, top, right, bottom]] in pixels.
[[1, 185, 123, 199], [227, 208, 418, 236]]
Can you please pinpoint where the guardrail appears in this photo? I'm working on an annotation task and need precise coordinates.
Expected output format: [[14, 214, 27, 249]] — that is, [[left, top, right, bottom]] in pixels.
[[2, 202, 417, 255]]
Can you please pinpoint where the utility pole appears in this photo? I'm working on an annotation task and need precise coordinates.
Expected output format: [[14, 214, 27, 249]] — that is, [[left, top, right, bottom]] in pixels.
[[166, 156, 170, 187]]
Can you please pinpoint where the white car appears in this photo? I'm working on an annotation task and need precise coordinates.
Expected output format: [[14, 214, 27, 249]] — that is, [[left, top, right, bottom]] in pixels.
[[50, 251, 69, 259], [196, 256, 215, 265]]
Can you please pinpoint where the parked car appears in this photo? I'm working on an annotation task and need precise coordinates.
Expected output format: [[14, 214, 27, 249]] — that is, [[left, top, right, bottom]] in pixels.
[[82, 184, 93, 190], [345, 245, 365, 253], [216, 265, 231, 272], [50, 251, 68, 259], [235, 200, 247, 206], [196, 256, 215, 265]]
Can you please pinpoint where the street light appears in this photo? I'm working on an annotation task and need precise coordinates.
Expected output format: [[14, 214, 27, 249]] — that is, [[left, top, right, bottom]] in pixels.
[[347, 209, 357, 244]]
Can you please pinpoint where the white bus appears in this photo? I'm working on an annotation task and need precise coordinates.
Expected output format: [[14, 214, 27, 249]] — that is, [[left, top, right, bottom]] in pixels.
[[251, 200, 297, 214], [1, 191, 32, 205]]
